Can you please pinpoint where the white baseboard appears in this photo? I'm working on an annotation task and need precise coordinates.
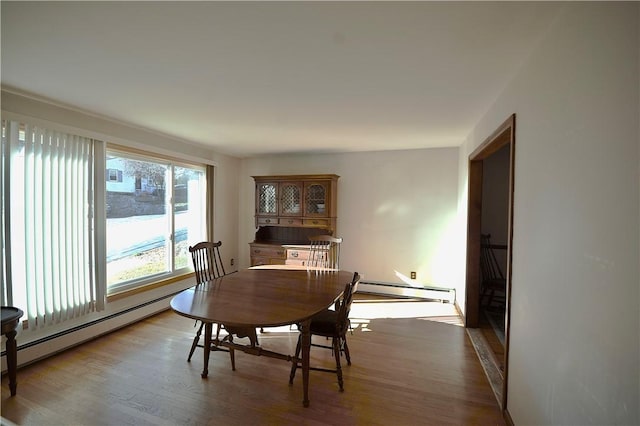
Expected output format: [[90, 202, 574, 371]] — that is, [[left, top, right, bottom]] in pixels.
[[1, 298, 170, 372], [358, 281, 455, 303]]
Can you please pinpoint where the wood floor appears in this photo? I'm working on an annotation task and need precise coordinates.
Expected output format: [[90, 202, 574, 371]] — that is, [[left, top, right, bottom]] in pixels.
[[480, 309, 506, 374], [2, 296, 504, 425]]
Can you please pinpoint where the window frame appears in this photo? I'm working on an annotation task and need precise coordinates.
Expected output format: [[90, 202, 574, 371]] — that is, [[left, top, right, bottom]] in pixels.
[[104, 145, 207, 296], [107, 168, 122, 182], [1, 109, 215, 315]]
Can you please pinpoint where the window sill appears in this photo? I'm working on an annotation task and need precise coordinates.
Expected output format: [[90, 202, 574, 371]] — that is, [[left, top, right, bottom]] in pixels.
[[106, 272, 195, 302]]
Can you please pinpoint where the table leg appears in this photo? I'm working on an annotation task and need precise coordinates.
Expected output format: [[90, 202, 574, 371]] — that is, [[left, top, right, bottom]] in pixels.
[[201, 322, 212, 378], [301, 319, 311, 407], [6, 329, 18, 396]]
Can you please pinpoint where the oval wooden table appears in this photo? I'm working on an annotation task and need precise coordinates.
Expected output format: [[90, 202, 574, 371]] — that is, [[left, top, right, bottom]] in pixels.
[[171, 267, 353, 407]]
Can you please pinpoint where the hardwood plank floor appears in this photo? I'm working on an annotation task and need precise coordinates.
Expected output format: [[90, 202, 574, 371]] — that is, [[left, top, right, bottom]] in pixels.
[[480, 309, 506, 375], [2, 296, 504, 425]]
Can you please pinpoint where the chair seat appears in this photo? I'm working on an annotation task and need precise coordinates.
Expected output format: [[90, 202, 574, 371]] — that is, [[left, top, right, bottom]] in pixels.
[[309, 309, 338, 336]]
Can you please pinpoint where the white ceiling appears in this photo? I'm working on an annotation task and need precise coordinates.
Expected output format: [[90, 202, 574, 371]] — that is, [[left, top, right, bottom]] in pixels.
[[1, 2, 562, 158]]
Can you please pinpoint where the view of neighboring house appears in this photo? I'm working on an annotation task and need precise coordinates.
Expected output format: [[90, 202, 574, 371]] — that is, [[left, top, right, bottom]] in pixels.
[[106, 157, 159, 196]]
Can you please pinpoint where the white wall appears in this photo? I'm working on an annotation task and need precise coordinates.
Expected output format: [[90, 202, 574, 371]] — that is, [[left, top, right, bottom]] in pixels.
[[209, 154, 242, 271], [1, 90, 242, 366], [240, 148, 461, 290], [458, 3, 639, 424]]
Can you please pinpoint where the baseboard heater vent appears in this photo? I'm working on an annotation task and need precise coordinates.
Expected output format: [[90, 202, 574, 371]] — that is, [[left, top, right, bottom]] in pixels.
[[1, 292, 180, 365], [358, 281, 455, 303]]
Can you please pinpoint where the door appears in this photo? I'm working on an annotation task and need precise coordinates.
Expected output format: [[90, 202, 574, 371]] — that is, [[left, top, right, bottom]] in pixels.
[[465, 114, 515, 412]]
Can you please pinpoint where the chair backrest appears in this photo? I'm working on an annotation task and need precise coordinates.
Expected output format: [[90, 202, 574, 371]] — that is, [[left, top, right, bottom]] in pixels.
[[480, 234, 504, 281], [308, 235, 342, 269], [335, 272, 360, 334], [189, 241, 226, 284]]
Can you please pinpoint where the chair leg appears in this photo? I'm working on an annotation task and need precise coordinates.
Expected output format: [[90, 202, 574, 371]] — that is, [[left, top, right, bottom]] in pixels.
[[289, 335, 302, 385], [342, 336, 351, 366], [333, 337, 344, 392], [188, 321, 205, 362], [228, 334, 236, 371]]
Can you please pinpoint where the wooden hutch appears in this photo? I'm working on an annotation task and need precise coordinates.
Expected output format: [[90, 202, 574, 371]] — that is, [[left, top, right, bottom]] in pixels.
[[250, 174, 339, 266]]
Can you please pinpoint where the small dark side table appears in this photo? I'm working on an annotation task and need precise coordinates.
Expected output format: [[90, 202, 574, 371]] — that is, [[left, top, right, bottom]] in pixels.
[[2, 306, 23, 396]]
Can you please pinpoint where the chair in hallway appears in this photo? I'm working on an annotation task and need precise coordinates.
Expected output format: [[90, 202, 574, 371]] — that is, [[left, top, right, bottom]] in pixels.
[[479, 234, 507, 309], [308, 235, 342, 269], [289, 272, 360, 391]]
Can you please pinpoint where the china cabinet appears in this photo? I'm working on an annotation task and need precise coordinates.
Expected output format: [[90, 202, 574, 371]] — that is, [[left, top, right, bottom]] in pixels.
[[250, 174, 339, 266]]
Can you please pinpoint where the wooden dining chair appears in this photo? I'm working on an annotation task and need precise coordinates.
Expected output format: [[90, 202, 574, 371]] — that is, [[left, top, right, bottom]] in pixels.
[[308, 235, 342, 269], [187, 241, 259, 370], [289, 272, 360, 391], [187, 241, 226, 362]]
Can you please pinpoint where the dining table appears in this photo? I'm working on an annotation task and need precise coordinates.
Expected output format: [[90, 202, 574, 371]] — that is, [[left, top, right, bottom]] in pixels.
[[170, 265, 354, 407]]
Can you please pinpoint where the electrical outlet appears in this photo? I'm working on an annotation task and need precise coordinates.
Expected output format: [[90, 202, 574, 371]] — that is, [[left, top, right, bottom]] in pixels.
[[410, 271, 416, 280], [230, 258, 235, 266]]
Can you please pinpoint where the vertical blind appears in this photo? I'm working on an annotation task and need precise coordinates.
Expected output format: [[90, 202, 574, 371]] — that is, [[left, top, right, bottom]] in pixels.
[[2, 120, 101, 329], [1, 122, 8, 306]]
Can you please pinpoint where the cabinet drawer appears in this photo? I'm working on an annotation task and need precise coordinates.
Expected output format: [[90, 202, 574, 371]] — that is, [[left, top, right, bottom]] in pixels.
[[287, 249, 312, 261], [251, 256, 270, 266], [303, 218, 331, 227], [252, 256, 286, 266], [250, 246, 286, 259], [280, 218, 303, 226], [285, 259, 307, 266], [257, 217, 279, 226]]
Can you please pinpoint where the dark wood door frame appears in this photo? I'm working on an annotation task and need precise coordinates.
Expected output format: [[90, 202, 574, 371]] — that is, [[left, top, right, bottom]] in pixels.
[[464, 113, 515, 411]]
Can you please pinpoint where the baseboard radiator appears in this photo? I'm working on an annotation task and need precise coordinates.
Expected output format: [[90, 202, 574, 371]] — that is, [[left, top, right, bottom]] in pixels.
[[358, 281, 455, 303], [1, 293, 177, 372]]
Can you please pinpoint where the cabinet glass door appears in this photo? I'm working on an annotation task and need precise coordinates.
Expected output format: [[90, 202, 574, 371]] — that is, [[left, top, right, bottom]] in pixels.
[[257, 183, 278, 215], [305, 183, 327, 216], [280, 182, 302, 216]]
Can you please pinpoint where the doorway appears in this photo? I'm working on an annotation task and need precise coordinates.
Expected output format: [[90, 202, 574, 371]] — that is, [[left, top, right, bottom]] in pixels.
[[464, 114, 515, 411]]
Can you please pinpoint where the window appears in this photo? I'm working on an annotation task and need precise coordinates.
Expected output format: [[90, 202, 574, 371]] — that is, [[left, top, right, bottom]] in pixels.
[[1, 118, 210, 330], [105, 150, 206, 293], [107, 168, 123, 182]]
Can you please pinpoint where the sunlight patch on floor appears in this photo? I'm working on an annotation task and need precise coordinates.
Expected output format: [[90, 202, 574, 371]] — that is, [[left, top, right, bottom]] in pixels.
[[349, 298, 463, 328], [258, 297, 463, 338]]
